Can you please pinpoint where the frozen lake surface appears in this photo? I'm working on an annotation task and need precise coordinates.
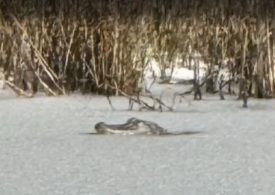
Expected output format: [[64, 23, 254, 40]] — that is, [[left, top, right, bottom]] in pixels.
[[0, 87, 275, 195]]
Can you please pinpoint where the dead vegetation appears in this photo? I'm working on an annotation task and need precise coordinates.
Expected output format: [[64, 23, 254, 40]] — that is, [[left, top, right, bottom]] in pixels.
[[0, 0, 275, 109]]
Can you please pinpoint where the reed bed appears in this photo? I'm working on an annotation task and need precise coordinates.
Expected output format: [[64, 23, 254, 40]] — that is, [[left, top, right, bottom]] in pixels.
[[0, 0, 275, 98]]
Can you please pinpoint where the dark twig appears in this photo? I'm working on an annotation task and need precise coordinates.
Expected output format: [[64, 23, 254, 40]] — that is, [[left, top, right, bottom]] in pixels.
[[106, 83, 173, 112]]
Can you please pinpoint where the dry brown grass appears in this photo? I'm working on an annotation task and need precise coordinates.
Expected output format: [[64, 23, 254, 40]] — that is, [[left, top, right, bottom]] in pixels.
[[0, 0, 274, 98]]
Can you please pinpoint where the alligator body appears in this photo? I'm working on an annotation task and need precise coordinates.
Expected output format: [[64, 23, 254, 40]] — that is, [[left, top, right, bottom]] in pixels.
[[95, 117, 168, 135]]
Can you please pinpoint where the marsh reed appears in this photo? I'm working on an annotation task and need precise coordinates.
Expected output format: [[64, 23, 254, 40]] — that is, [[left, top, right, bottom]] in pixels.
[[0, 0, 275, 98]]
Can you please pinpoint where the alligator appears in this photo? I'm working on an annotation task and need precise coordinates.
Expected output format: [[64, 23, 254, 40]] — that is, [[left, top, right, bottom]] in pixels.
[[94, 117, 201, 136]]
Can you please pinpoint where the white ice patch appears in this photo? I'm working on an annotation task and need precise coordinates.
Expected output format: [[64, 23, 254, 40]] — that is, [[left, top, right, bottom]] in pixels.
[[165, 67, 194, 84], [218, 68, 232, 82], [143, 58, 161, 79]]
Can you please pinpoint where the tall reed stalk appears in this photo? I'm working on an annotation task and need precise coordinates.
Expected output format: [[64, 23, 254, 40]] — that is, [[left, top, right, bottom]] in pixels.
[[0, 0, 274, 97]]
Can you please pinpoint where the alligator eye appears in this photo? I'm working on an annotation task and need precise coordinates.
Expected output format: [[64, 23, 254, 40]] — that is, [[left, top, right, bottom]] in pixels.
[[127, 117, 138, 123]]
